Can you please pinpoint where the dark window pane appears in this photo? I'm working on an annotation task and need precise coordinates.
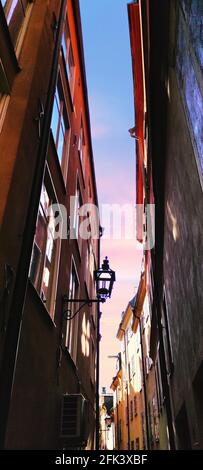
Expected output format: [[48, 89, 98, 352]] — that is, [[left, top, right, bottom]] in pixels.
[[51, 81, 69, 170], [62, 30, 67, 65], [51, 96, 60, 143], [57, 122, 65, 164], [2, 0, 30, 45], [29, 243, 41, 287]]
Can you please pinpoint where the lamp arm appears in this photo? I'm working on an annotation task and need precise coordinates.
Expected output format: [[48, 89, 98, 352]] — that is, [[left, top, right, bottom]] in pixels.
[[62, 297, 105, 321], [63, 301, 89, 320]]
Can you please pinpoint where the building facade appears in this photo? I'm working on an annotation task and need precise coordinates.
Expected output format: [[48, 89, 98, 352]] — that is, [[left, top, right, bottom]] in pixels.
[[116, 298, 144, 451], [0, 0, 99, 449], [99, 388, 114, 450], [128, 0, 203, 450], [111, 284, 161, 451]]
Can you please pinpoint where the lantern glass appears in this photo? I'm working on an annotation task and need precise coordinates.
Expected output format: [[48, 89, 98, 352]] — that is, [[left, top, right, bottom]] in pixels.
[[94, 257, 115, 301]]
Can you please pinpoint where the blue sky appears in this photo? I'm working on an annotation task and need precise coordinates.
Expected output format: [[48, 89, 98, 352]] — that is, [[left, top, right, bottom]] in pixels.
[[80, 0, 136, 204], [80, 0, 142, 391]]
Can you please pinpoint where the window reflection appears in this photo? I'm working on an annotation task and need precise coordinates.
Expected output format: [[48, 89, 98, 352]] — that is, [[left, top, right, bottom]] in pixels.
[[29, 181, 58, 316], [51, 78, 70, 172], [61, 16, 75, 93], [2, 0, 30, 45]]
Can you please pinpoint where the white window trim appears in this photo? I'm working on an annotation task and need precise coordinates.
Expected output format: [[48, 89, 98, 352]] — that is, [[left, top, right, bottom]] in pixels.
[[0, 95, 10, 134], [65, 255, 80, 364], [59, 72, 72, 185], [0, 3, 33, 133], [78, 112, 86, 178], [28, 165, 61, 321], [46, 166, 62, 320], [73, 172, 84, 253], [15, 2, 33, 59], [61, 16, 76, 100]]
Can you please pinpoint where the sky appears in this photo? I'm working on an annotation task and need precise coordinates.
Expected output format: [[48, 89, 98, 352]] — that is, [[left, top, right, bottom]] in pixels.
[[80, 0, 142, 392]]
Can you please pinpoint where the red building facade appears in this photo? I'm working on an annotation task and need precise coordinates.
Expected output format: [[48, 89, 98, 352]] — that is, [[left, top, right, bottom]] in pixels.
[[128, 0, 203, 450], [0, 0, 99, 449]]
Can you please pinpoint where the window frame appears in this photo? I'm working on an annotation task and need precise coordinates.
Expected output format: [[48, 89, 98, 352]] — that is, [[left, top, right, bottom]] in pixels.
[[61, 14, 75, 98], [50, 72, 71, 181], [78, 114, 86, 176], [65, 256, 80, 363], [134, 395, 137, 417], [72, 175, 83, 253], [1, 0, 33, 51], [130, 400, 133, 421], [135, 437, 140, 450], [29, 168, 61, 320]]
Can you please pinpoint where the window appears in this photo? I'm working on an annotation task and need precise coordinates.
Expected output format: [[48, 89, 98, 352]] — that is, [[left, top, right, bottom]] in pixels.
[[125, 406, 128, 425], [89, 244, 95, 280], [73, 181, 82, 242], [118, 419, 122, 443], [88, 179, 92, 199], [51, 76, 70, 174], [90, 337, 95, 384], [134, 396, 137, 416], [85, 243, 90, 288], [29, 177, 60, 318], [61, 16, 75, 94], [135, 437, 140, 450], [141, 413, 146, 449], [126, 327, 131, 343], [78, 116, 85, 169], [131, 354, 135, 376], [128, 362, 130, 381], [65, 259, 79, 362], [85, 243, 95, 302], [2, 0, 32, 46], [130, 400, 133, 421]]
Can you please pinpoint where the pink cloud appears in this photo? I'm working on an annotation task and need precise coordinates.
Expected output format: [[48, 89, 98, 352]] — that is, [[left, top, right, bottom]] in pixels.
[[99, 239, 143, 391], [91, 123, 111, 139]]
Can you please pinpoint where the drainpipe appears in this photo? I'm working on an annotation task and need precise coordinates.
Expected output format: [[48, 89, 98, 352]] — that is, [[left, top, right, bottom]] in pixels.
[[0, 0, 67, 449], [120, 327, 131, 450]]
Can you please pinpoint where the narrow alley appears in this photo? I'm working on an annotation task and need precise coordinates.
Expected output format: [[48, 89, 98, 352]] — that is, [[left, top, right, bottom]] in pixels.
[[0, 0, 202, 459]]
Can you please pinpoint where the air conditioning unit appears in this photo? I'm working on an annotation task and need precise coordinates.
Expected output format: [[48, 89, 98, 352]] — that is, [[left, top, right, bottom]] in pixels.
[[60, 394, 89, 445]]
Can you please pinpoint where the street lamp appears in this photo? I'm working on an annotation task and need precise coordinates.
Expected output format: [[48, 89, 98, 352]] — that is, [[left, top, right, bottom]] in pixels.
[[94, 256, 115, 300], [62, 256, 115, 451], [62, 256, 115, 319]]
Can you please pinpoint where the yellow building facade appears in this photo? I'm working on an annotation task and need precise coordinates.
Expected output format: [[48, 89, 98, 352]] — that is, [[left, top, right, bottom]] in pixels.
[[111, 272, 160, 450]]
